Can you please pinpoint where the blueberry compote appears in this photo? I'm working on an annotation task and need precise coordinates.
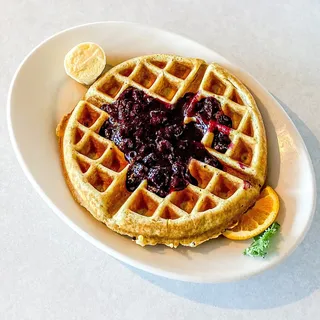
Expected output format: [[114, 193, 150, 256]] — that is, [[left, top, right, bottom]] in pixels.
[[99, 87, 231, 197], [184, 95, 233, 153]]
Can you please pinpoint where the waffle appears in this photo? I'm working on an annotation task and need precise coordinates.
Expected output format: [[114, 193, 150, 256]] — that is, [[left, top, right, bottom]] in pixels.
[[56, 54, 267, 247]]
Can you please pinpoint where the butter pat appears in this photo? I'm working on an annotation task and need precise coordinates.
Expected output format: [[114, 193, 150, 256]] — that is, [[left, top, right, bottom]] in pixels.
[[64, 42, 106, 85]]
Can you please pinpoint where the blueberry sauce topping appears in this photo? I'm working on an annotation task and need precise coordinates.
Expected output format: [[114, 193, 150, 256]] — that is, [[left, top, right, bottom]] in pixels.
[[99, 87, 232, 197], [212, 130, 231, 153], [185, 95, 221, 120], [184, 96, 232, 153]]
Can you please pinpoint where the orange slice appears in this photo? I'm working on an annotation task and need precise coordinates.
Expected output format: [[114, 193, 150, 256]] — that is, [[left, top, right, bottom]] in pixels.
[[223, 186, 280, 240]]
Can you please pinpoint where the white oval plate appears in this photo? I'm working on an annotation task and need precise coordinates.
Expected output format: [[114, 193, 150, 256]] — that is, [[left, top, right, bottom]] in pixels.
[[7, 22, 316, 283]]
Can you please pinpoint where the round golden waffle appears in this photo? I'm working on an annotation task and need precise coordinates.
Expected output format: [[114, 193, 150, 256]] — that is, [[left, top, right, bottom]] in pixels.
[[56, 54, 267, 247]]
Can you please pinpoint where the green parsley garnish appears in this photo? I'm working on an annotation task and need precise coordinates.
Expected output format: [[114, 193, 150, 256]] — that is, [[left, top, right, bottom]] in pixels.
[[244, 222, 280, 258]]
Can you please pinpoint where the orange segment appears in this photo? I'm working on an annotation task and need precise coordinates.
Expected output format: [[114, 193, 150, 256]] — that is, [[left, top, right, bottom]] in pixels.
[[223, 186, 280, 240]]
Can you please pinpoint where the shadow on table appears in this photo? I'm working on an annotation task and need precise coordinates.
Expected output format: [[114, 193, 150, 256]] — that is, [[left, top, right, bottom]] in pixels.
[[128, 96, 320, 309]]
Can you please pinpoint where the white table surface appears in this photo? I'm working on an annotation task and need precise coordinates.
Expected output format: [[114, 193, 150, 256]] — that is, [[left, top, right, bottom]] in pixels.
[[1, 1, 319, 319]]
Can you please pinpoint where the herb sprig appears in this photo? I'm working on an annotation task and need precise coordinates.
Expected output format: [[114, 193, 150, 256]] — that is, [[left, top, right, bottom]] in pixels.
[[244, 222, 280, 258]]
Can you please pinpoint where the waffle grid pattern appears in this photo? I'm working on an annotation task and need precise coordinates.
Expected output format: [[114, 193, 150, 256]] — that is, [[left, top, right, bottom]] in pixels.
[[59, 54, 267, 247], [71, 100, 245, 220]]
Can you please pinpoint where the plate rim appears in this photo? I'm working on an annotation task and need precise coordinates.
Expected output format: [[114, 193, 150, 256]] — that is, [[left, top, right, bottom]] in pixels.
[[7, 21, 317, 283]]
